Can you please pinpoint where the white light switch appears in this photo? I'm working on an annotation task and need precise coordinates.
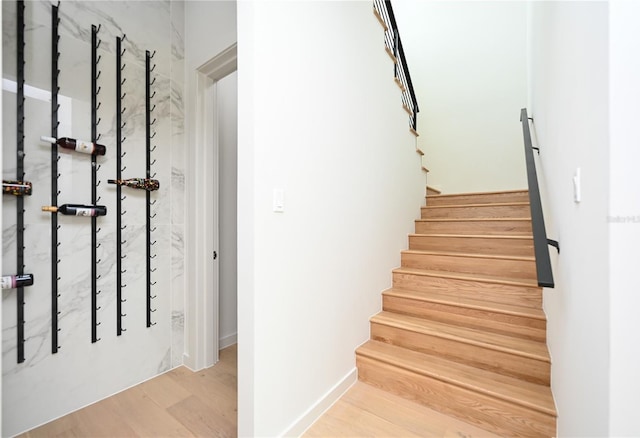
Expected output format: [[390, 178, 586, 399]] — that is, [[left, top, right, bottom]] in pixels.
[[273, 189, 284, 213], [573, 168, 581, 203]]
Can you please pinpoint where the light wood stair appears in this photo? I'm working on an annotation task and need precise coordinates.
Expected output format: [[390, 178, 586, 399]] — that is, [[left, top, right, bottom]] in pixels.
[[356, 189, 557, 437]]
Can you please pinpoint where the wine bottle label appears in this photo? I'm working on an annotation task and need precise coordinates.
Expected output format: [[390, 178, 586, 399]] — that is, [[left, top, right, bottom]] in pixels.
[[0, 276, 16, 289], [75, 208, 96, 217], [75, 140, 95, 155]]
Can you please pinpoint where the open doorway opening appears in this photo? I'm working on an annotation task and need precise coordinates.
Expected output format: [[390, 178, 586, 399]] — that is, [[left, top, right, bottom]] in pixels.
[[216, 71, 238, 350], [186, 43, 236, 370]]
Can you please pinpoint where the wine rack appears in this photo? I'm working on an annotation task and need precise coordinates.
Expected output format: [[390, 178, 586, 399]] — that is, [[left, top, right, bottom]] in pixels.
[[50, 1, 61, 355], [16, 0, 26, 364], [91, 24, 103, 343], [116, 35, 127, 336], [145, 50, 158, 327]]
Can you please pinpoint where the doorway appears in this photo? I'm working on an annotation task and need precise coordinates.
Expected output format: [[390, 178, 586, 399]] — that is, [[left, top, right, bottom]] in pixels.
[[186, 44, 237, 370]]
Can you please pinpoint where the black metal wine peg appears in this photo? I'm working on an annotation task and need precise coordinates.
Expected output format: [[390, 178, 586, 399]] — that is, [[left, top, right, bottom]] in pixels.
[[96, 85, 101, 95], [97, 306, 101, 311], [151, 308, 157, 312], [150, 132, 156, 139], [96, 102, 101, 110], [97, 133, 102, 140], [150, 50, 156, 58], [150, 200, 157, 206], [150, 268, 157, 272], [150, 213, 157, 219], [151, 281, 157, 286], [150, 64, 156, 72], [151, 240, 157, 245], [96, 117, 101, 125], [151, 159, 157, 166], [151, 145, 156, 152], [150, 77, 156, 86], [150, 254, 157, 259], [121, 62, 126, 70], [96, 40, 101, 50], [151, 294, 157, 299], [96, 261, 101, 266], [96, 180, 101, 187], [151, 91, 156, 99], [96, 24, 101, 33], [121, 254, 127, 259], [150, 116, 156, 124], [95, 70, 101, 80]]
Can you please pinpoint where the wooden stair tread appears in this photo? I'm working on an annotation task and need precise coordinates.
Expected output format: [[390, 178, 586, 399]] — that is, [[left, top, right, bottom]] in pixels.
[[393, 267, 539, 288], [383, 288, 545, 320], [402, 249, 535, 262], [423, 202, 530, 210], [371, 311, 550, 362], [357, 340, 556, 417], [429, 189, 529, 198], [417, 218, 532, 223], [409, 233, 533, 241]]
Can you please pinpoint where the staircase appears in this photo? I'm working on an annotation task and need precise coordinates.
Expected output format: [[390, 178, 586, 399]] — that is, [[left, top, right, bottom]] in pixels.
[[356, 189, 557, 437]]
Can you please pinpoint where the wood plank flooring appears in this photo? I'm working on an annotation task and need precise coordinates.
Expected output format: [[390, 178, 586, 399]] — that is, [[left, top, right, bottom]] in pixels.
[[19, 345, 237, 438], [21, 344, 500, 437], [303, 381, 501, 438]]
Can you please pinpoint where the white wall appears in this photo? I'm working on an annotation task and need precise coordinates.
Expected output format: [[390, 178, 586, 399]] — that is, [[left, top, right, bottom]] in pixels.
[[608, 1, 640, 435], [529, 2, 610, 436], [393, 0, 528, 194], [218, 71, 238, 348], [237, 1, 424, 436]]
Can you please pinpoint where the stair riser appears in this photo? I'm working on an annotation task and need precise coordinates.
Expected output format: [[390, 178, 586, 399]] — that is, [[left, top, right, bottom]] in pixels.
[[401, 252, 537, 280], [422, 204, 531, 220], [409, 235, 534, 257], [415, 220, 533, 236], [383, 295, 547, 342], [356, 356, 556, 437], [427, 192, 530, 206], [392, 272, 542, 308], [371, 323, 550, 385]]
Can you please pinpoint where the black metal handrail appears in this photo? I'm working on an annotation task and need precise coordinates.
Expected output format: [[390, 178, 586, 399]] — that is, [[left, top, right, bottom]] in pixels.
[[373, 0, 419, 132], [520, 108, 557, 288]]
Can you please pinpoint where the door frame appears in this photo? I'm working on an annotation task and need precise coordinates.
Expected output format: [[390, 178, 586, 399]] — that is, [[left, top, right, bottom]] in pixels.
[[185, 43, 237, 370]]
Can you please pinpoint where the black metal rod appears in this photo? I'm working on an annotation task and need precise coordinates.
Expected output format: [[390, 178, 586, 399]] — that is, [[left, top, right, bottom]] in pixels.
[[145, 50, 152, 328], [381, 0, 419, 130], [116, 36, 123, 336], [91, 25, 99, 343], [51, 2, 60, 355], [16, 0, 25, 364], [520, 108, 555, 288]]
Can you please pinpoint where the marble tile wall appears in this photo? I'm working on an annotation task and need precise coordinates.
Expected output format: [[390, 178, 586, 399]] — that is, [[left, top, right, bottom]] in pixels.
[[1, 1, 185, 435]]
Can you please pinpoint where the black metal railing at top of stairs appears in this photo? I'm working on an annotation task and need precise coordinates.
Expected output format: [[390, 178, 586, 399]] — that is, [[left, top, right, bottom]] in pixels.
[[520, 108, 558, 288], [373, 0, 419, 132]]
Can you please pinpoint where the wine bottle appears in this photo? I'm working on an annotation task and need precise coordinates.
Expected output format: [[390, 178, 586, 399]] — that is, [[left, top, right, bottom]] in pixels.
[[41, 136, 106, 156], [42, 204, 107, 217], [1, 274, 34, 289], [107, 178, 160, 192], [2, 180, 32, 196]]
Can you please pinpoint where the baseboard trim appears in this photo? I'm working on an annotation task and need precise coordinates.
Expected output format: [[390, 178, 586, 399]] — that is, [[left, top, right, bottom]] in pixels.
[[219, 333, 237, 349], [281, 367, 358, 437]]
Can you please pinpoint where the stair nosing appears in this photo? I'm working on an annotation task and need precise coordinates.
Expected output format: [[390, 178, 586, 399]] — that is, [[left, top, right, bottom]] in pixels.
[[422, 202, 530, 210], [428, 189, 529, 198], [409, 233, 534, 241], [401, 249, 535, 262], [382, 287, 546, 320], [416, 218, 532, 223], [371, 311, 550, 363], [392, 267, 540, 288], [357, 340, 557, 417]]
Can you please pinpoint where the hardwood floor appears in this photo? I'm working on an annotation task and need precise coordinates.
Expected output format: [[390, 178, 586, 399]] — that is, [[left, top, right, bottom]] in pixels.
[[21, 343, 503, 437], [20, 345, 237, 438], [303, 381, 501, 438]]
